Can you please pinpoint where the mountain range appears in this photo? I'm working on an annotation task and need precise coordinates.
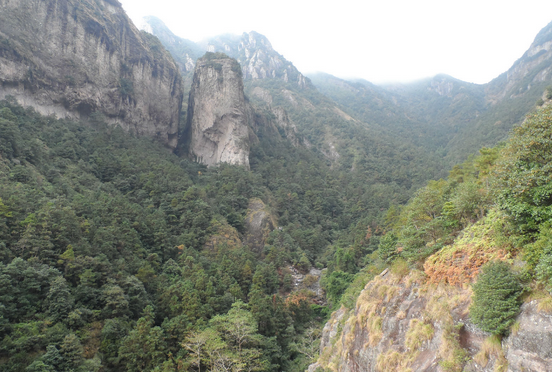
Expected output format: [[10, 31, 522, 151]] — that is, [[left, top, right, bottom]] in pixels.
[[2, 1, 552, 371]]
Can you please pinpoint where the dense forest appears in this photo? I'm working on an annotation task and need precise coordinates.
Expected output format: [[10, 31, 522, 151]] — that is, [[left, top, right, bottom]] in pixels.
[[308, 100, 552, 372], [0, 94, 430, 371]]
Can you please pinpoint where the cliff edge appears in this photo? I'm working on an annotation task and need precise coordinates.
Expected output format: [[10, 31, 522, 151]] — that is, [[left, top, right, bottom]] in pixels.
[[0, 0, 183, 148]]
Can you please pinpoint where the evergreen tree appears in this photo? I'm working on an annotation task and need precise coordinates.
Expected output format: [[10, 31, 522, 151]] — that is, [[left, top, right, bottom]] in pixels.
[[470, 261, 523, 335]]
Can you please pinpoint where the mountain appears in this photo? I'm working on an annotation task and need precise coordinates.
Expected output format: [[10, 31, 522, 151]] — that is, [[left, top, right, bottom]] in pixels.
[[0, 0, 183, 148], [141, 17, 311, 90], [309, 21, 552, 165], [140, 16, 204, 76], [308, 102, 552, 372], [143, 17, 445, 203], [2, 2, 552, 371]]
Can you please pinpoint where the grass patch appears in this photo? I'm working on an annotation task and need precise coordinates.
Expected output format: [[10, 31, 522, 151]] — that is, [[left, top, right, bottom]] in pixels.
[[376, 350, 412, 372], [474, 335, 502, 367], [391, 258, 410, 278], [510, 321, 520, 336], [405, 319, 434, 350]]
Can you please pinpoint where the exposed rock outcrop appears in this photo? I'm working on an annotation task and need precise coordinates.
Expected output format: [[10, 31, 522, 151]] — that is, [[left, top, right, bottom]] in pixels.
[[204, 31, 311, 89], [0, 0, 183, 148], [503, 301, 552, 371], [486, 20, 552, 102], [309, 270, 552, 372], [141, 18, 313, 91], [244, 198, 276, 252], [184, 53, 252, 168]]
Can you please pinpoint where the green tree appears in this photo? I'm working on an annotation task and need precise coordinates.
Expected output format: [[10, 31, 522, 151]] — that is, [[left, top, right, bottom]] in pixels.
[[320, 270, 354, 306], [470, 261, 523, 335], [494, 105, 552, 232], [60, 333, 84, 371], [46, 277, 74, 323], [209, 300, 267, 371], [118, 306, 168, 371]]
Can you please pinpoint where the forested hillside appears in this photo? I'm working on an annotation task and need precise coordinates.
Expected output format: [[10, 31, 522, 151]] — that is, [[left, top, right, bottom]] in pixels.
[[0, 93, 434, 371], [309, 103, 552, 371]]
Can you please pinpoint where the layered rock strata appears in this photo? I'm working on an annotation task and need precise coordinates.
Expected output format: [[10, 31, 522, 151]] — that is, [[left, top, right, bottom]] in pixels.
[[184, 53, 252, 168], [0, 0, 183, 148]]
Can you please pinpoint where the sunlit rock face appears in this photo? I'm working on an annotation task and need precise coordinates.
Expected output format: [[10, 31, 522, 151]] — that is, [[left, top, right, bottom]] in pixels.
[[184, 54, 251, 168], [0, 0, 183, 148]]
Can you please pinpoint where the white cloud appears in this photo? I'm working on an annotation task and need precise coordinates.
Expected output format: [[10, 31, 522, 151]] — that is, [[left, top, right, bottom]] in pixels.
[[119, 0, 552, 84]]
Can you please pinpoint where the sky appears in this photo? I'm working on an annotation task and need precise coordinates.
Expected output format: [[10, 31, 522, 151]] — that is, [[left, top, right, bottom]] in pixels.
[[118, 0, 552, 85]]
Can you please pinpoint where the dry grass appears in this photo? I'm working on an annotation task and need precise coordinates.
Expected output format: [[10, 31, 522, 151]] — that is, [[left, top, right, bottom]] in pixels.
[[391, 258, 410, 278], [406, 269, 427, 288], [474, 335, 502, 367], [405, 319, 434, 350], [424, 285, 453, 323], [423, 214, 509, 286], [438, 322, 468, 372], [537, 296, 552, 313], [396, 310, 407, 319], [367, 315, 383, 346], [376, 350, 412, 372], [524, 287, 552, 313], [377, 284, 389, 299]]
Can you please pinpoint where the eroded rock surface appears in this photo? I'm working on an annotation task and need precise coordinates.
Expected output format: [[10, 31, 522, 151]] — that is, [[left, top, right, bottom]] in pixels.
[[309, 271, 552, 372], [184, 53, 252, 168], [244, 198, 275, 252], [504, 302, 552, 372], [0, 0, 183, 148]]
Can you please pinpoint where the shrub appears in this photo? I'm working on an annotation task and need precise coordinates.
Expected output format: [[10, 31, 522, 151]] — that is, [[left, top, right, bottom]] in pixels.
[[470, 261, 523, 335]]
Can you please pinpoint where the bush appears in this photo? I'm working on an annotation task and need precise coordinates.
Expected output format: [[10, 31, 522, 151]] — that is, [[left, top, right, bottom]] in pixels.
[[320, 270, 354, 306], [470, 261, 523, 335]]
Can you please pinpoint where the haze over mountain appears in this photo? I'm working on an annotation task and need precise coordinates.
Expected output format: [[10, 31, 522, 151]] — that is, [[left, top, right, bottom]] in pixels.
[[142, 16, 552, 167], [120, 0, 552, 85]]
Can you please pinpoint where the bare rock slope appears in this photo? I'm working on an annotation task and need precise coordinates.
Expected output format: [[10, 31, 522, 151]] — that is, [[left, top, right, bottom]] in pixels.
[[0, 0, 183, 148], [309, 270, 552, 372]]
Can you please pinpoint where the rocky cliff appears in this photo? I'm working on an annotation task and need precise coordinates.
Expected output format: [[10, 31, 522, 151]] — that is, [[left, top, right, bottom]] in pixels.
[[486, 20, 552, 103], [244, 198, 276, 252], [0, 0, 183, 148], [139, 16, 203, 76], [184, 53, 253, 168], [140, 17, 312, 90], [309, 269, 552, 372]]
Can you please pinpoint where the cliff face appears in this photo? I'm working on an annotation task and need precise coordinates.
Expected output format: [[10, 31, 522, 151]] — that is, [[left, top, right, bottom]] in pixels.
[[141, 18, 312, 90], [138, 16, 204, 76], [205, 31, 311, 89], [0, 0, 183, 148], [486, 21, 552, 103], [184, 53, 252, 168], [244, 198, 276, 252], [309, 270, 552, 372]]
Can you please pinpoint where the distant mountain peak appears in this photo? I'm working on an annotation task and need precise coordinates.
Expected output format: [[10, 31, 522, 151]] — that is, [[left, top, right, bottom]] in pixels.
[[141, 18, 312, 89]]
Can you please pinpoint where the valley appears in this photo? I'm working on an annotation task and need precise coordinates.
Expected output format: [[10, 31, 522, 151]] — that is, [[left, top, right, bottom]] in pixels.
[[1, 1, 552, 371]]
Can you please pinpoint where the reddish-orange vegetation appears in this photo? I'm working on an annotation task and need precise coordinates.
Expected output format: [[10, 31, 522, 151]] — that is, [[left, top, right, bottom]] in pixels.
[[424, 244, 508, 286]]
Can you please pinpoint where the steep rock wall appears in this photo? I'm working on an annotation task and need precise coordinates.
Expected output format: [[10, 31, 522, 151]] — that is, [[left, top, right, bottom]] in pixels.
[[309, 270, 552, 372], [184, 53, 252, 168], [0, 0, 183, 148]]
